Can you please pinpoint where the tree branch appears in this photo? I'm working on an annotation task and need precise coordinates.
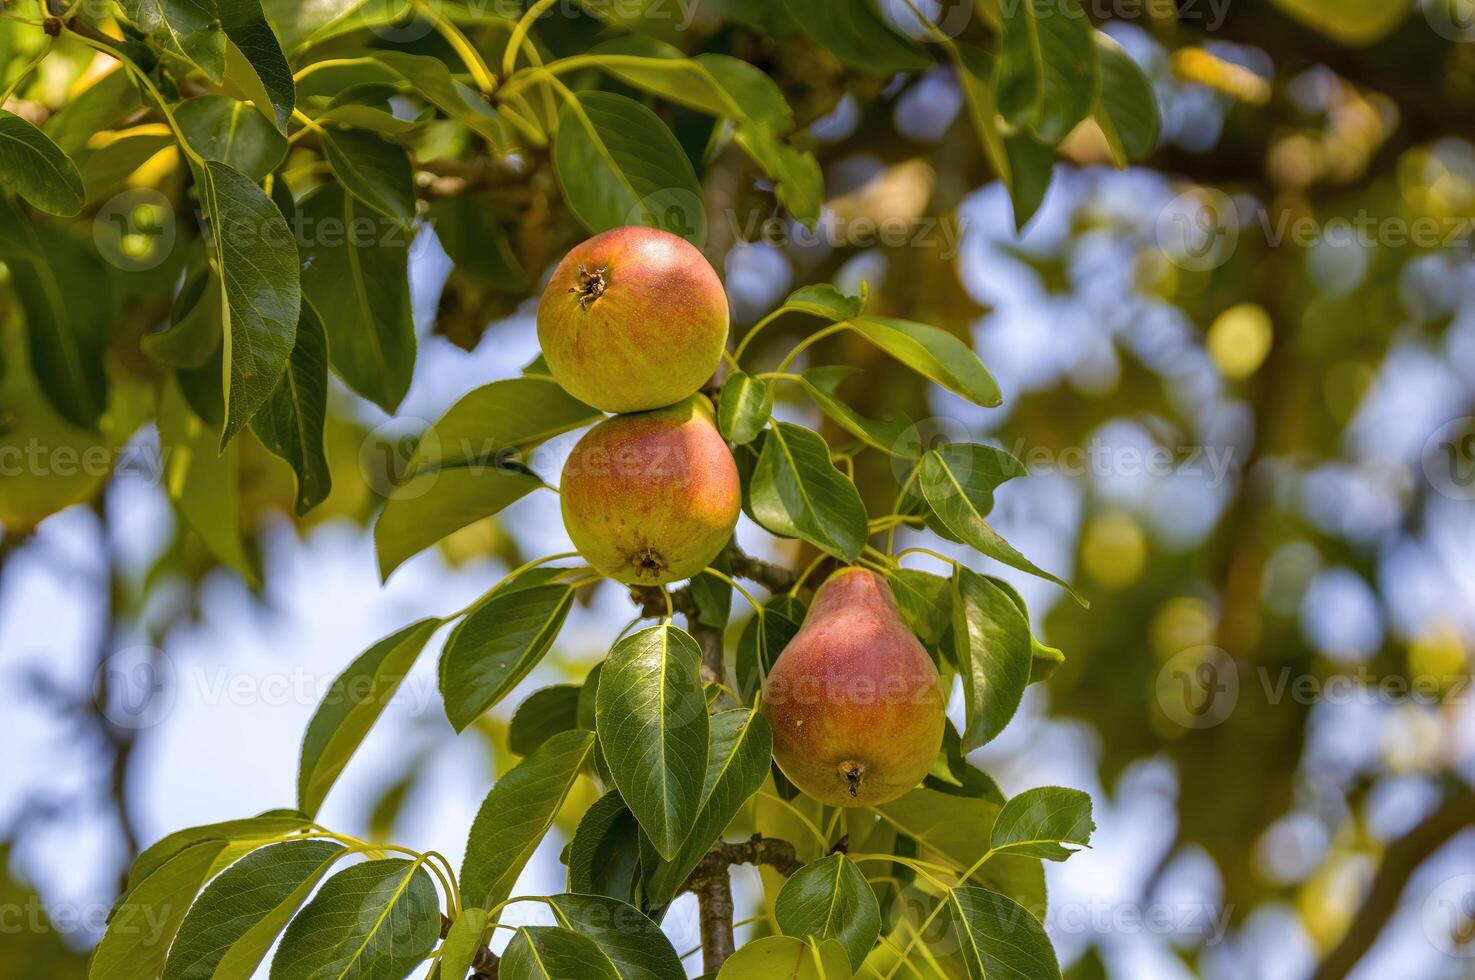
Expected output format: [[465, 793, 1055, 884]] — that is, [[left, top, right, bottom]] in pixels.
[[725, 542, 801, 594], [1311, 785, 1475, 980], [684, 834, 804, 974]]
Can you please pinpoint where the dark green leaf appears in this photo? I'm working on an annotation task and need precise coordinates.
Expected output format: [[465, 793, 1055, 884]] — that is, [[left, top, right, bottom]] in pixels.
[[177, 95, 288, 180], [406, 376, 599, 476], [565, 791, 642, 904], [775, 854, 880, 972], [121, 0, 226, 80], [440, 583, 575, 732], [991, 786, 1094, 861], [294, 183, 413, 413], [954, 46, 1055, 231], [146, 267, 222, 369], [996, 0, 1098, 144], [219, 1, 296, 132], [733, 125, 823, 226], [641, 709, 773, 905], [800, 367, 917, 457], [509, 684, 583, 756], [269, 859, 440, 980], [887, 568, 952, 644], [553, 91, 705, 243], [546, 894, 685, 980], [735, 594, 805, 705], [849, 316, 1001, 407], [718, 371, 772, 445], [3, 222, 112, 429], [922, 451, 1083, 602], [163, 840, 346, 980], [502, 927, 620, 980], [90, 840, 227, 980], [595, 625, 710, 861], [952, 566, 1033, 751], [297, 618, 442, 817], [323, 127, 416, 225], [750, 422, 868, 561], [985, 575, 1068, 683], [196, 159, 300, 447], [779, 0, 930, 71], [44, 69, 140, 154], [948, 886, 1062, 980], [250, 298, 332, 515], [374, 467, 546, 582], [1094, 33, 1160, 166], [461, 729, 596, 909], [690, 547, 734, 629]]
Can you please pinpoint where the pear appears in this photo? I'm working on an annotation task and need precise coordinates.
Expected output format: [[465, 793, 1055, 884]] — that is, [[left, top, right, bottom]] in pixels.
[[761, 568, 946, 806], [560, 396, 739, 585], [537, 227, 729, 414]]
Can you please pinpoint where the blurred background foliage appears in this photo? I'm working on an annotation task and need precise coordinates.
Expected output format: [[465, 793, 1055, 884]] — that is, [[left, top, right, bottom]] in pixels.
[[2, 0, 1475, 977]]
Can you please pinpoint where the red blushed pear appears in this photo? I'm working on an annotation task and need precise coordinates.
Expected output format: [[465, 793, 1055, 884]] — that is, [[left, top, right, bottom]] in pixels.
[[761, 568, 946, 807], [560, 395, 740, 586], [537, 227, 730, 414]]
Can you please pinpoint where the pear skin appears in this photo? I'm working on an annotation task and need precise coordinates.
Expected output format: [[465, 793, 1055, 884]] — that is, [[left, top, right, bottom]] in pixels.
[[761, 568, 946, 806], [561, 396, 739, 585], [537, 227, 729, 414]]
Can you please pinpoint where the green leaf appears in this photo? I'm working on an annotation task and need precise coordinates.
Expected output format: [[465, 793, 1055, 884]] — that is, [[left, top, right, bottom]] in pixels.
[[374, 467, 546, 581], [887, 568, 952, 645], [590, 38, 793, 132], [163, 840, 346, 980], [779, 0, 930, 71], [502, 927, 620, 980], [784, 284, 863, 321], [121, 811, 310, 903], [146, 267, 222, 369], [718, 371, 772, 445], [509, 684, 583, 756], [565, 791, 642, 904], [595, 625, 710, 861], [158, 379, 251, 575], [735, 595, 805, 704], [250, 298, 331, 515], [641, 708, 773, 905], [437, 907, 489, 980], [546, 894, 685, 980], [553, 91, 705, 244], [121, 0, 226, 80], [176, 95, 288, 181], [954, 45, 1054, 231], [368, 51, 507, 149], [1094, 33, 1160, 166], [921, 451, 1083, 602], [876, 789, 1047, 912], [996, 0, 1098, 145], [406, 376, 599, 476], [733, 125, 824, 226], [849, 316, 1000, 407], [690, 546, 734, 629], [196, 159, 300, 447], [799, 367, 917, 457], [461, 729, 596, 909], [0, 110, 84, 216], [294, 183, 413, 413], [218, 2, 296, 133], [2, 222, 112, 429], [323, 127, 416, 225], [750, 422, 868, 561], [269, 859, 440, 980], [985, 575, 1067, 683], [991, 786, 1094, 861], [952, 566, 1033, 751], [297, 618, 442, 817], [716, 936, 852, 979], [775, 854, 880, 972], [440, 583, 575, 732], [948, 886, 1062, 980], [90, 840, 227, 980]]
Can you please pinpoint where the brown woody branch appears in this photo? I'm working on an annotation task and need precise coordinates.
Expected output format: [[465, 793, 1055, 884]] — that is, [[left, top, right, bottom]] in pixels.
[[1311, 784, 1475, 980], [683, 834, 804, 973]]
